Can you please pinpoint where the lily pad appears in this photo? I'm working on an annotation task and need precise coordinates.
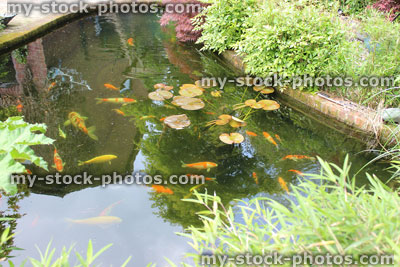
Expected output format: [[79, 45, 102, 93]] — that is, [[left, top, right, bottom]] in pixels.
[[244, 99, 263, 109], [179, 85, 204, 97], [172, 96, 205, 111], [215, 114, 232, 125], [164, 114, 191, 129], [195, 80, 217, 89], [229, 116, 247, 128], [254, 86, 274, 94], [148, 90, 174, 101], [154, 83, 174, 91], [259, 100, 280, 110], [219, 133, 244, 144]]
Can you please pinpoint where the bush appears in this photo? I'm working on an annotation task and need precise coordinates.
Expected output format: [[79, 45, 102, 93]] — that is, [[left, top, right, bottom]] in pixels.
[[236, 0, 345, 78], [180, 156, 400, 266], [193, 0, 259, 54]]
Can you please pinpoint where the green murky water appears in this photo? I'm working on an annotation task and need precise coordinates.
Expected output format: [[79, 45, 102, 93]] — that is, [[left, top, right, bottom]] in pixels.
[[0, 13, 389, 265]]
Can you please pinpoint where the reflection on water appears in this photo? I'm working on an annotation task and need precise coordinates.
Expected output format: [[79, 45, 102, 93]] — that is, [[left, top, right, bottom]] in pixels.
[[0, 13, 390, 265]]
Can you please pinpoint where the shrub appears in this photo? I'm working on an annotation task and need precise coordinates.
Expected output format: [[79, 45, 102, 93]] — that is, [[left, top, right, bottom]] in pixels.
[[236, 0, 345, 78], [193, 0, 259, 53]]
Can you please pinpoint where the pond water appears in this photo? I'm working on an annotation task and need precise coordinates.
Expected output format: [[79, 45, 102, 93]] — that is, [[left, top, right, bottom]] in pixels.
[[0, 13, 390, 265]]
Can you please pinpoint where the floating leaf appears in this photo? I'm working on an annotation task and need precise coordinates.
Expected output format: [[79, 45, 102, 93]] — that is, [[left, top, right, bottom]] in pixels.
[[195, 80, 217, 89], [215, 114, 232, 125], [179, 85, 204, 97], [229, 116, 247, 128], [164, 114, 191, 129], [154, 83, 174, 91], [148, 90, 173, 101], [172, 96, 205, 111], [253, 86, 274, 94], [259, 100, 280, 110], [219, 133, 244, 144]]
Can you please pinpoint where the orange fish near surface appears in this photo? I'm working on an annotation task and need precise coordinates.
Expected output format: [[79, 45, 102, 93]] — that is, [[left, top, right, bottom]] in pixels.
[[246, 131, 258, 137], [278, 177, 289, 193], [288, 169, 304, 176], [182, 161, 218, 172], [152, 185, 173, 194], [127, 38, 134, 46], [104, 83, 119, 91], [262, 132, 278, 147], [64, 112, 98, 140], [16, 100, 23, 113], [252, 172, 259, 184], [274, 134, 282, 143], [282, 155, 315, 161], [96, 98, 136, 104], [47, 82, 56, 91], [160, 117, 166, 122], [53, 148, 64, 172], [112, 109, 125, 116]]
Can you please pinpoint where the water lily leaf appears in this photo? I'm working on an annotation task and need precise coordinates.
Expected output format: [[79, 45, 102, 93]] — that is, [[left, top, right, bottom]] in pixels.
[[172, 96, 205, 111], [254, 86, 274, 94], [244, 99, 263, 109], [164, 114, 191, 129], [259, 100, 280, 110], [229, 116, 247, 128], [179, 85, 204, 97], [148, 90, 173, 101], [215, 114, 232, 125], [154, 83, 174, 91], [195, 80, 217, 89], [219, 133, 244, 144]]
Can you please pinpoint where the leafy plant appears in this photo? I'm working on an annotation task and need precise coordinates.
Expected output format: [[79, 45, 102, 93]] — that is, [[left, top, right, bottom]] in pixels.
[[0, 116, 54, 194], [193, 0, 259, 53], [179, 156, 399, 266], [236, 0, 345, 79]]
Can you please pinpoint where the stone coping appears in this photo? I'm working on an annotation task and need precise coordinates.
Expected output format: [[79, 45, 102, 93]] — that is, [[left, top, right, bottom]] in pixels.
[[221, 50, 398, 147]]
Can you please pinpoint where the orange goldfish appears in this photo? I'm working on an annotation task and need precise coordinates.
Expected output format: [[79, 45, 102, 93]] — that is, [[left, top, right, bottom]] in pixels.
[[96, 98, 136, 104], [278, 177, 289, 193], [275, 134, 282, 143], [252, 172, 258, 184], [64, 112, 98, 140], [112, 109, 125, 116], [186, 174, 216, 182], [104, 83, 119, 91], [160, 117, 166, 122], [282, 155, 315, 161], [152, 185, 173, 194], [16, 100, 23, 113], [25, 169, 32, 175], [47, 82, 56, 91], [246, 131, 258, 137], [263, 132, 278, 147], [182, 161, 218, 172], [288, 169, 304, 176], [53, 148, 64, 172], [127, 38, 134, 46]]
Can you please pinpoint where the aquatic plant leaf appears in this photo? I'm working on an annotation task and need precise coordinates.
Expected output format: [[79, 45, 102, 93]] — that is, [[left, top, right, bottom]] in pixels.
[[253, 86, 274, 94], [154, 83, 174, 91], [179, 85, 204, 97], [172, 96, 205, 110], [259, 100, 280, 110], [195, 80, 217, 89], [164, 114, 191, 129], [229, 116, 247, 128], [219, 133, 244, 144], [148, 90, 173, 101], [215, 114, 232, 125]]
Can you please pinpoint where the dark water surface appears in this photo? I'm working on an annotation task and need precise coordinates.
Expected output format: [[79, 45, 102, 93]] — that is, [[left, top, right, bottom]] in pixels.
[[0, 13, 389, 265]]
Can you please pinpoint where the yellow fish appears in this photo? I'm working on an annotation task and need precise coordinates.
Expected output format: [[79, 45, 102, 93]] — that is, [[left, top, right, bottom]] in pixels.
[[78, 155, 117, 166], [64, 112, 98, 141], [67, 216, 121, 225], [278, 177, 289, 193], [182, 161, 218, 172]]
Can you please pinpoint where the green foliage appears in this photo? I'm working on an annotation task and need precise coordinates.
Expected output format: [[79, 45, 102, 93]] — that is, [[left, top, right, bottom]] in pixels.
[[0, 116, 54, 194], [180, 156, 399, 266], [193, 0, 259, 54], [11, 46, 28, 65], [236, 0, 345, 78]]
